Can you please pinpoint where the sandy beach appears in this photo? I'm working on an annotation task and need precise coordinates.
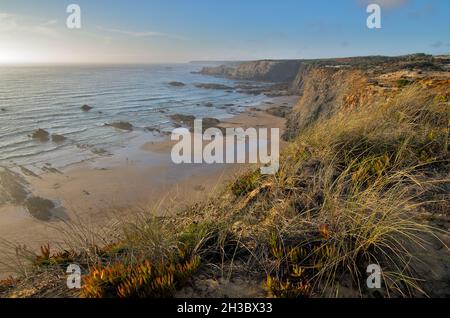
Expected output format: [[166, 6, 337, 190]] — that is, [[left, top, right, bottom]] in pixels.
[[0, 95, 297, 277]]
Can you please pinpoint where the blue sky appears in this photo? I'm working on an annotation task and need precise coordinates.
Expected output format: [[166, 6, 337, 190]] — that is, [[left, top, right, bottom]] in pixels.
[[0, 0, 449, 63]]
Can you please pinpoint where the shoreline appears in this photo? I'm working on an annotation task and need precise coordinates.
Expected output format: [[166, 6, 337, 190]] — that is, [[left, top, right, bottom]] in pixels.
[[0, 95, 298, 277]]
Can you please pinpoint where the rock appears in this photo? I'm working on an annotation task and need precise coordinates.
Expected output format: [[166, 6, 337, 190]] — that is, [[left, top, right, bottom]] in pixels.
[[195, 83, 233, 90], [202, 117, 221, 130], [30, 129, 50, 142], [169, 114, 195, 128], [145, 127, 161, 134], [51, 134, 66, 142], [169, 81, 186, 87], [1, 108, 6, 111], [81, 104, 93, 112], [169, 114, 221, 132], [266, 105, 292, 118], [200, 65, 235, 77], [201, 60, 302, 82], [91, 148, 110, 156], [105, 121, 133, 131]]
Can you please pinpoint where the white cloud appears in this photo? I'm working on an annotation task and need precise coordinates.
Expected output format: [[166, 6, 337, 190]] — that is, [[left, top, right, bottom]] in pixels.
[[0, 13, 18, 32], [41, 19, 58, 26], [97, 26, 188, 41], [0, 12, 60, 38]]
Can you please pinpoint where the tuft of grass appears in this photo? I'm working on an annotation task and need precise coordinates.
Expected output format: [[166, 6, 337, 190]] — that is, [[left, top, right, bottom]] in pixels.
[[230, 170, 261, 197], [396, 79, 412, 88]]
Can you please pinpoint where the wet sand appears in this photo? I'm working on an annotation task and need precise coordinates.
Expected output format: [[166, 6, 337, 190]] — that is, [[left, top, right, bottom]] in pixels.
[[0, 95, 297, 277]]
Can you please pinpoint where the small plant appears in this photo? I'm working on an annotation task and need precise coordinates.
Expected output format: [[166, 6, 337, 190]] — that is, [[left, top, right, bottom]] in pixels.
[[396, 79, 411, 88], [34, 244, 79, 267], [81, 250, 200, 298], [230, 170, 260, 196], [266, 275, 311, 298], [0, 276, 18, 293]]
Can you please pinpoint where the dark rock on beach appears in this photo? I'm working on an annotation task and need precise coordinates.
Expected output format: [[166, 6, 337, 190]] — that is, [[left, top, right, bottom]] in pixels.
[[169, 81, 186, 87], [105, 121, 134, 131], [81, 104, 93, 112], [202, 118, 221, 130], [265, 105, 292, 118], [51, 134, 66, 143], [30, 129, 50, 142], [195, 83, 233, 90], [169, 114, 196, 128], [169, 114, 221, 132]]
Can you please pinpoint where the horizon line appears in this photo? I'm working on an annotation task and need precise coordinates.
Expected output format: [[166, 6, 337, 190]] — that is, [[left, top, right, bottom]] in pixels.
[[1, 52, 448, 67]]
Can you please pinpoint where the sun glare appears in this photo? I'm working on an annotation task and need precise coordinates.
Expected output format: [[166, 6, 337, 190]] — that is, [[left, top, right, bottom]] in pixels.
[[0, 49, 31, 65]]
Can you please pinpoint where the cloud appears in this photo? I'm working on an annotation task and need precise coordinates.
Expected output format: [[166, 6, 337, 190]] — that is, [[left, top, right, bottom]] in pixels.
[[0, 12, 60, 38], [97, 26, 188, 40], [41, 20, 58, 26], [357, 0, 409, 9], [0, 13, 18, 32]]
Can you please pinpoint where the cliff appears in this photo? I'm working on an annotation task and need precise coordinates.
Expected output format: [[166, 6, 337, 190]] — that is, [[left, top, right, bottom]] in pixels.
[[200, 60, 303, 82], [284, 65, 376, 139], [284, 54, 450, 139]]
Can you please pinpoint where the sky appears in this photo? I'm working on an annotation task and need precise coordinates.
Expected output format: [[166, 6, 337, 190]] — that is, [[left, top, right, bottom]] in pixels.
[[0, 0, 449, 64]]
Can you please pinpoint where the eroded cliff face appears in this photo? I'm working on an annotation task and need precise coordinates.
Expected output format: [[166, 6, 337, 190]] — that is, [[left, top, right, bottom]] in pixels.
[[284, 55, 450, 139], [284, 66, 377, 139], [200, 60, 302, 82]]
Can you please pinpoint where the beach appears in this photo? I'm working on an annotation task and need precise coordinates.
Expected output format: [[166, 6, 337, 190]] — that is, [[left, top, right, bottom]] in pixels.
[[0, 95, 297, 277]]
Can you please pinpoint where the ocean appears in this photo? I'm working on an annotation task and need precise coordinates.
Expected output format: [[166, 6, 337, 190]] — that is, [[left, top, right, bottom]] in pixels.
[[0, 64, 269, 169]]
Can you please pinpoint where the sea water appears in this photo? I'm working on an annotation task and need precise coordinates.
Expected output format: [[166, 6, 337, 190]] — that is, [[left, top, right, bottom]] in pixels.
[[0, 63, 269, 169]]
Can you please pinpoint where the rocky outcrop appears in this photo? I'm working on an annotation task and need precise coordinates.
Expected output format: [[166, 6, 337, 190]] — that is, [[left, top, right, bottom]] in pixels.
[[105, 121, 134, 131], [51, 134, 67, 143], [30, 129, 50, 142], [200, 60, 302, 82], [284, 66, 373, 139], [170, 114, 221, 132], [81, 104, 93, 112], [195, 83, 233, 90], [200, 65, 235, 77], [169, 81, 186, 87]]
